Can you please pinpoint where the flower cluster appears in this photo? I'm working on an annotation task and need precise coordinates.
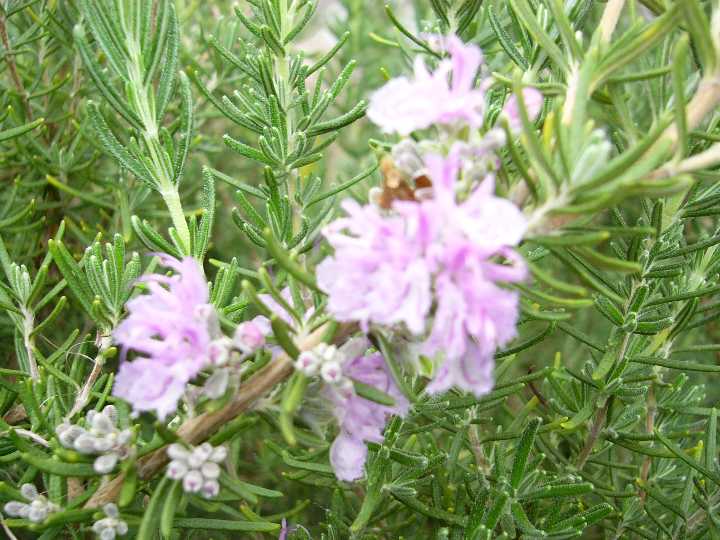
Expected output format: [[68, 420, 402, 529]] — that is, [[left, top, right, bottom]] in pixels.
[[319, 149, 527, 396], [319, 35, 534, 397], [367, 35, 542, 136], [327, 349, 410, 481], [56, 405, 131, 474], [112, 256, 270, 419], [367, 35, 487, 134], [166, 442, 227, 498], [91, 504, 128, 539], [112, 256, 220, 419], [295, 343, 349, 387], [3, 484, 59, 523], [296, 339, 409, 481]]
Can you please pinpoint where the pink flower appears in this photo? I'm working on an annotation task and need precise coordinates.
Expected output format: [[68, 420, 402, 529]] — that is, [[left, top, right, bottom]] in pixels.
[[319, 150, 527, 397], [113, 256, 218, 419], [367, 35, 486, 134], [113, 359, 189, 420], [317, 201, 432, 334], [501, 87, 544, 131], [326, 349, 409, 481]]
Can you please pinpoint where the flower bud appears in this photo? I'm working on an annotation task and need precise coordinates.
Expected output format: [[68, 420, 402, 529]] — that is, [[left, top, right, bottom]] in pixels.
[[167, 443, 189, 461], [167, 459, 188, 480], [208, 337, 233, 366], [20, 483, 38, 500], [201, 461, 221, 480], [183, 470, 204, 493], [93, 453, 118, 474], [295, 351, 321, 376], [210, 446, 227, 462], [233, 318, 269, 354], [4, 501, 29, 517], [391, 140, 425, 178], [201, 480, 220, 499], [320, 361, 344, 384], [74, 433, 99, 454]]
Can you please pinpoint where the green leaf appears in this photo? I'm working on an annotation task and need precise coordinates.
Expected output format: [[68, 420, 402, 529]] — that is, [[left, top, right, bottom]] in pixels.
[[306, 161, 378, 208], [224, 134, 275, 166], [655, 429, 720, 486], [74, 28, 141, 129], [511, 418, 541, 489], [384, 5, 440, 59], [20, 453, 99, 476], [509, 0, 568, 71], [173, 518, 279, 532], [173, 71, 193, 183], [389, 486, 466, 526], [161, 480, 184, 539], [307, 100, 367, 136], [48, 239, 94, 318], [137, 476, 172, 540], [679, 0, 717, 72], [488, 6, 529, 70], [194, 168, 215, 259], [630, 356, 720, 373], [0, 117, 44, 143], [353, 380, 396, 407], [482, 491, 509, 530], [87, 103, 157, 189], [131, 216, 182, 258], [520, 482, 594, 500], [529, 231, 610, 246], [219, 471, 282, 503], [262, 228, 319, 292]]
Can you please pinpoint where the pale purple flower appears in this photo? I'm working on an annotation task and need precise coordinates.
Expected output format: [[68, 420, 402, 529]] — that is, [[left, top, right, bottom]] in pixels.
[[421, 258, 524, 396], [113, 358, 192, 420], [326, 348, 410, 481], [501, 87, 544, 131], [367, 35, 486, 134], [319, 149, 527, 397], [278, 519, 309, 540], [113, 256, 217, 419], [317, 201, 432, 334], [279, 519, 290, 540]]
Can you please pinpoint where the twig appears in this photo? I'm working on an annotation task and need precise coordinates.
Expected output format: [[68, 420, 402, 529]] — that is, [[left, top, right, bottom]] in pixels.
[[650, 141, 720, 180], [598, 0, 627, 43], [468, 424, 490, 475], [0, 512, 20, 540], [65, 335, 112, 420], [639, 385, 656, 502], [20, 307, 39, 381], [3, 403, 27, 424], [84, 322, 338, 508], [1, 428, 50, 448], [576, 399, 609, 470]]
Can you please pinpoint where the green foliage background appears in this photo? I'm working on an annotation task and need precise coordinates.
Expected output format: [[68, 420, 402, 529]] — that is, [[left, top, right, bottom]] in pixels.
[[1, 0, 720, 538]]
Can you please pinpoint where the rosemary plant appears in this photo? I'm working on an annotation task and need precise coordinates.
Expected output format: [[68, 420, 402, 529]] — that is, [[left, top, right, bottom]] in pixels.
[[1, 1, 720, 539]]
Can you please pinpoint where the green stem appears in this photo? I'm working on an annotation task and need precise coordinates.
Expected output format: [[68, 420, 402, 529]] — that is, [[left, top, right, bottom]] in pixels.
[[162, 187, 191, 254]]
